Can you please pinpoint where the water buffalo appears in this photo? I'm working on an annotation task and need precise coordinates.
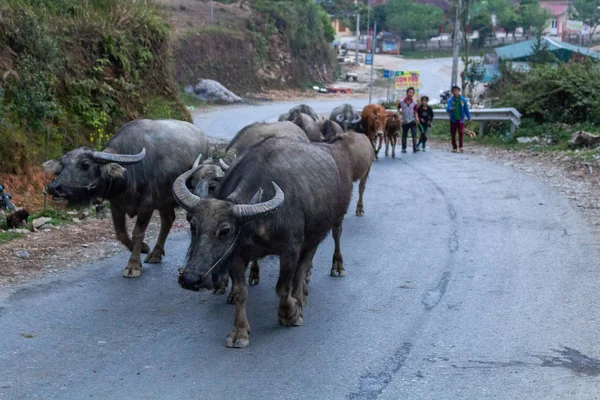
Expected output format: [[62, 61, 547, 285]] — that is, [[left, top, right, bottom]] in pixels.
[[319, 130, 373, 217], [285, 110, 324, 142], [329, 104, 362, 132], [361, 104, 388, 159], [220, 121, 309, 165], [384, 112, 401, 158], [174, 137, 353, 348], [192, 121, 309, 290], [319, 119, 344, 142], [278, 104, 319, 122], [44, 119, 211, 278]]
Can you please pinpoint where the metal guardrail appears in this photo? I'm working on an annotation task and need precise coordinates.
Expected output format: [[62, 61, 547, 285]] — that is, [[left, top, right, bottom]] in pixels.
[[380, 107, 522, 135], [322, 107, 521, 136]]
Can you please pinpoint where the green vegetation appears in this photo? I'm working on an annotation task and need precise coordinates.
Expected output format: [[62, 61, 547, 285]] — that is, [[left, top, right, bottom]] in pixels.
[[0, 0, 189, 174], [29, 208, 74, 226], [491, 61, 600, 125], [0, 231, 23, 243]]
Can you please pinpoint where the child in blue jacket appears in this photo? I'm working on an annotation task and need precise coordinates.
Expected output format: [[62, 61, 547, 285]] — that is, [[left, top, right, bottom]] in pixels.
[[446, 85, 471, 152]]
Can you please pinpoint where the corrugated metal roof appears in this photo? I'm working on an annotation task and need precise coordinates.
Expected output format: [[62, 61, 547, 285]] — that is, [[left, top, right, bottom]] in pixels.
[[494, 37, 600, 61]]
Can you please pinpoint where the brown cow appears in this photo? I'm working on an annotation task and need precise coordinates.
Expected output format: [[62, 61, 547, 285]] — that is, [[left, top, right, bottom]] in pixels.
[[384, 112, 401, 158], [361, 104, 387, 159]]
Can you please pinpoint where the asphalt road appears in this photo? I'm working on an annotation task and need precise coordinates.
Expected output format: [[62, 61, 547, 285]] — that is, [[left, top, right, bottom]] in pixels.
[[2, 100, 600, 399]]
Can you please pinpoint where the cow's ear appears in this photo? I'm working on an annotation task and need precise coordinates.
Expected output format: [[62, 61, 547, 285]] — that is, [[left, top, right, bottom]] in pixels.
[[101, 163, 127, 179]]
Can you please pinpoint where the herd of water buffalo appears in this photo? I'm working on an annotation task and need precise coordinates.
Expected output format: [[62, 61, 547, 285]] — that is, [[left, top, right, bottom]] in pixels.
[[43, 102, 401, 348]]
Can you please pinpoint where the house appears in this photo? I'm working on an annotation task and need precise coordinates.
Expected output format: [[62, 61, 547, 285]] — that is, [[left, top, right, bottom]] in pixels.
[[332, 19, 354, 37], [494, 36, 600, 62], [540, 0, 570, 37]]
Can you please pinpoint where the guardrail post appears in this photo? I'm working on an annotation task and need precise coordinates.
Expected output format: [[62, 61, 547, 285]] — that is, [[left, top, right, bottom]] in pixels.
[[479, 121, 485, 137], [510, 121, 517, 136]]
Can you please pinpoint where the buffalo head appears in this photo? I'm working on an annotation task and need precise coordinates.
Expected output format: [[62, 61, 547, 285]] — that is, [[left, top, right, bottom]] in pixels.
[[173, 167, 284, 291], [43, 147, 146, 206]]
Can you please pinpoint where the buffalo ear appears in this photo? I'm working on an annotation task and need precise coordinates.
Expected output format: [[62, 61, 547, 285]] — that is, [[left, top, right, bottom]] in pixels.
[[42, 160, 61, 175], [101, 163, 127, 179]]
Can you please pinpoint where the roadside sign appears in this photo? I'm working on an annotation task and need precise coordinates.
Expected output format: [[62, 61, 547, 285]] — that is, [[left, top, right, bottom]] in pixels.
[[365, 54, 373, 65], [395, 70, 420, 100], [383, 69, 395, 79]]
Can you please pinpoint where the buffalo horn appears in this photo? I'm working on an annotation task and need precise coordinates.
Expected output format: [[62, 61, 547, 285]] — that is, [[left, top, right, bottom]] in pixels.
[[192, 154, 203, 168], [351, 115, 361, 124], [173, 166, 203, 211], [219, 158, 230, 171], [193, 179, 210, 198], [335, 114, 344, 123], [93, 148, 146, 165], [233, 182, 284, 220]]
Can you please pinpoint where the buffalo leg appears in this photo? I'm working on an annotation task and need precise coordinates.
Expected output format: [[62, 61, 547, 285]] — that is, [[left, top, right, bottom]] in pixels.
[[392, 136, 397, 158], [225, 256, 250, 348], [277, 250, 303, 327], [292, 245, 319, 307], [145, 207, 175, 264], [122, 211, 152, 278], [330, 223, 346, 277], [111, 206, 149, 254], [355, 166, 370, 216], [376, 135, 384, 157], [248, 260, 260, 286]]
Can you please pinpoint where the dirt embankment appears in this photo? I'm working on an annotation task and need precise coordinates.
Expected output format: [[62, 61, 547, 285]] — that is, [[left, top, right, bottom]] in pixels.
[[158, 0, 336, 94]]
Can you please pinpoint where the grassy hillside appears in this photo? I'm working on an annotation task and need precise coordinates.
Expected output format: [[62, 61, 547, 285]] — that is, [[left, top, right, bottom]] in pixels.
[[0, 0, 189, 174]]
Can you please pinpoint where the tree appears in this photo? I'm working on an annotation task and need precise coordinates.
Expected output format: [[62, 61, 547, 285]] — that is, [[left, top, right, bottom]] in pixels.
[[317, 0, 359, 17], [520, 2, 550, 36], [573, 0, 600, 43], [384, 0, 443, 40]]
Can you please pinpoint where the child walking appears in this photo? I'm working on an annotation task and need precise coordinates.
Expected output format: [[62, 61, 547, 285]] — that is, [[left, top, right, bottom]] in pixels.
[[416, 96, 434, 151], [445, 85, 471, 153]]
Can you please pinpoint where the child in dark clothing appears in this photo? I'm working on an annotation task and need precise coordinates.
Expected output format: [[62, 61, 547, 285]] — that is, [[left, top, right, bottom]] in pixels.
[[416, 96, 434, 151]]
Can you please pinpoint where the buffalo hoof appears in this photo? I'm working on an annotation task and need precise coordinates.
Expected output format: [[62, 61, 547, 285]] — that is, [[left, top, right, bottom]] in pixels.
[[355, 206, 365, 216], [248, 268, 260, 286], [278, 298, 303, 327], [225, 328, 250, 348], [330, 261, 346, 278], [293, 284, 308, 308], [122, 262, 142, 278], [144, 248, 164, 264]]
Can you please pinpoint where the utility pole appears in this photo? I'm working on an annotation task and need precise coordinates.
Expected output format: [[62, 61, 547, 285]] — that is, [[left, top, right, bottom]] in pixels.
[[369, 21, 377, 104], [451, 0, 461, 87], [210, 0, 214, 23], [355, 13, 360, 65], [367, 0, 371, 39]]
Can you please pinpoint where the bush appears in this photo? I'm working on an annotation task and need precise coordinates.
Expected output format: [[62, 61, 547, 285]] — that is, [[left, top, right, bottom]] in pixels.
[[0, 0, 189, 173], [492, 60, 600, 125]]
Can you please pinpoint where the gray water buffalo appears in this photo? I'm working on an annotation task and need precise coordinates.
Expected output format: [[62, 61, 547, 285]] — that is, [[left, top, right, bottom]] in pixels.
[[44, 119, 211, 278], [219, 121, 309, 166], [278, 104, 319, 122], [174, 137, 353, 348], [192, 121, 309, 288], [319, 119, 344, 142], [285, 110, 323, 142], [329, 103, 362, 132]]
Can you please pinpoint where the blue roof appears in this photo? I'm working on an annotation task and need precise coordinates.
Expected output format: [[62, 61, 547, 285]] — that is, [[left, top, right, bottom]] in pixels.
[[494, 37, 600, 61]]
